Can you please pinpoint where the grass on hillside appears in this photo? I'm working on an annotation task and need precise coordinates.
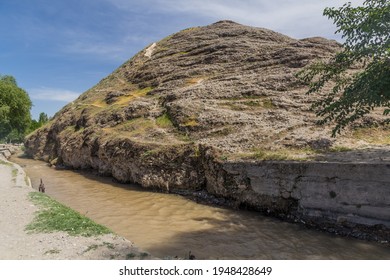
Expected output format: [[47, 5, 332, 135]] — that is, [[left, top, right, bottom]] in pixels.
[[156, 113, 174, 128], [352, 126, 390, 145], [221, 98, 275, 111], [26, 192, 112, 237], [231, 147, 318, 161], [328, 146, 353, 152], [113, 87, 154, 105]]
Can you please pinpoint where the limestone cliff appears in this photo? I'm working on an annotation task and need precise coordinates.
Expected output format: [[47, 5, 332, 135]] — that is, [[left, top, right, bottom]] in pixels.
[[25, 21, 389, 240]]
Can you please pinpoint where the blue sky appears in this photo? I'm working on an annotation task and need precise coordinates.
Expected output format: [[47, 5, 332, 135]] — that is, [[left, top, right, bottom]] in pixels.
[[1, 0, 364, 120]]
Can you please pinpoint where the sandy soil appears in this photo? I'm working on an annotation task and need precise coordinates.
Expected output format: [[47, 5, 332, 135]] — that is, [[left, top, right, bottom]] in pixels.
[[0, 154, 151, 260]]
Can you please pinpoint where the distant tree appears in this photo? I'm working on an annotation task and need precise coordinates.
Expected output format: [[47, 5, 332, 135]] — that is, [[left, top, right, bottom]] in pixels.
[[29, 119, 41, 132], [27, 112, 50, 135], [0, 75, 32, 142], [297, 0, 390, 135], [38, 112, 49, 125]]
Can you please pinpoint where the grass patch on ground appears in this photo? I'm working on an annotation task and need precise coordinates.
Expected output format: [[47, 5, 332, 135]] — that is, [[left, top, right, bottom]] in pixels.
[[111, 118, 155, 139], [329, 146, 353, 152], [11, 168, 18, 182], [156, 113, 174, 128], [82, 242, 115, 254], [114, 87, 154, 105], [251, 149, 290, 161], [0, 159, 12, 166], [261, 99, 275, 109], [92, 99, 108, 108], [44, 249, 60, 255], [183, 119, 199, 127], [352, 126, 390, 145], [26, 192, 112, 237], [182, 115, 200, 127], [234, 147, 318, 161], [221, 98, 276, 111], [126, 253, 136, 259]]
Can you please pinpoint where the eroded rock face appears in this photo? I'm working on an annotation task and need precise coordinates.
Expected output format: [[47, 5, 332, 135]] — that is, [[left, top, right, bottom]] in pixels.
[[25, 21, 389, 238], [26, 21, 344, 161]]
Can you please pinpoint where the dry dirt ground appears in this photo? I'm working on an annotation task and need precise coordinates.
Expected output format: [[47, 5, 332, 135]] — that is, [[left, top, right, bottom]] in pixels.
[[0, 155, 150, 260]]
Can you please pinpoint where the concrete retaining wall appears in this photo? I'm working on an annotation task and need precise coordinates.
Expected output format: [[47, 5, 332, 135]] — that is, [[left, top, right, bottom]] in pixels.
[[0, 144, 20, 159], [222, 161, 390, 228]]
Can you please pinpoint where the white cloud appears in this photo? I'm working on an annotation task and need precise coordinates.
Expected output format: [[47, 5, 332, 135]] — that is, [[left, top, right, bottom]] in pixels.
[[104, 0, 365, 39], [157, 0, 366, 38], [68, 0, 366, 62], [29, 87, 80, 102]]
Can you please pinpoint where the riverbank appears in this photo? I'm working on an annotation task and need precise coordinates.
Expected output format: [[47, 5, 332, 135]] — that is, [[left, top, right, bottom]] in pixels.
[[0, 146, 151, 260], [12, 150, 390, 259]]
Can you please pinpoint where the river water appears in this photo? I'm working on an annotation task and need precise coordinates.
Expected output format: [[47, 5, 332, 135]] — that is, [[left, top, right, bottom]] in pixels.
[[12, 155, 390, 259]]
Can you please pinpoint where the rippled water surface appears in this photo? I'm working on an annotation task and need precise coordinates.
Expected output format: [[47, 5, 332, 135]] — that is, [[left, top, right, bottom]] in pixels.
[[13, 155, 390, 259]]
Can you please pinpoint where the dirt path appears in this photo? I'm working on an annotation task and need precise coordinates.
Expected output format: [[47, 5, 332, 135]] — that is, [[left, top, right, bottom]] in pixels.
[[0, 153, 151, 260]]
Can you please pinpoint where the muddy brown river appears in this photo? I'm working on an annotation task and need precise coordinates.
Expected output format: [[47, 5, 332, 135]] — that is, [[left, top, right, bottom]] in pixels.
[[12, 155, 390, 259]]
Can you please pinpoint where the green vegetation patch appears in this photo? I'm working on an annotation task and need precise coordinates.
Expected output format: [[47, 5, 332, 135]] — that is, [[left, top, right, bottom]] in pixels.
[[183, 119, 199, 127], [260, 99, 275, 109], [126, 253, 136, 259], [117, 118, 155, 134], [181, 115, 200, 127], [26, 192, 112, 237], [352, 126, 390, 145], [0, 159, 12, 166], [251, 148, 290, 161], [141, 149, 159, 158], [181, 26, 200, 33], [238, 147, 317, 161], [329, 146, 353, 152], [44, 249, 60, 255], [221, 98, 275, 111], [82, 242, 115, 254], [11, 168, 18, 180], [156, 113, 174, 128]]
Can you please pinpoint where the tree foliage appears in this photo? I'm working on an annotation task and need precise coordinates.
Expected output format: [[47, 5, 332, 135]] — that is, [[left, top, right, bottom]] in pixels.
[[297, 0, 390, 135], [0, 75, 32, 142], [28, 112, 50, 133], [38, 112, 49, 124]]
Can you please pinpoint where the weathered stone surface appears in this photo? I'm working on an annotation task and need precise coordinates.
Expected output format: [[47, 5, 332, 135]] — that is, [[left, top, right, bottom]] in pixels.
[[220, 161, 390, 225], [24, 21, 389, 240], [0, 144, 20, 159]]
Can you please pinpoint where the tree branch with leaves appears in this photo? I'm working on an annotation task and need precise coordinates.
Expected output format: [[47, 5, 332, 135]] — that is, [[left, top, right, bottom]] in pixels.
[[297, 0, 390, 136]]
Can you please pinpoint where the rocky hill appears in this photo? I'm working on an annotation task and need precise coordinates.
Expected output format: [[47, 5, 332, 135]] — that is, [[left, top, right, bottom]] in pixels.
[[25, 20, 389, 192]]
